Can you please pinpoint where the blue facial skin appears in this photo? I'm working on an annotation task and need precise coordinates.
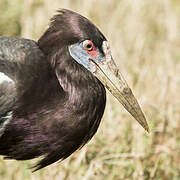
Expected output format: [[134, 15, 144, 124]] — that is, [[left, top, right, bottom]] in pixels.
[[68, 41, 104, 73]]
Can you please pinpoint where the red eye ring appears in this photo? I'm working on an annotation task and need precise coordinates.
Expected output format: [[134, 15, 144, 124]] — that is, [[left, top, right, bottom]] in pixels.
[[83, 40, 98, 57], [83, 40, 93, 51]]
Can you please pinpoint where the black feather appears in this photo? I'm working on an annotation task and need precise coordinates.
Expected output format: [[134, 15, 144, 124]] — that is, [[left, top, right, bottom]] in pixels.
[[0, 9, 106, 170]]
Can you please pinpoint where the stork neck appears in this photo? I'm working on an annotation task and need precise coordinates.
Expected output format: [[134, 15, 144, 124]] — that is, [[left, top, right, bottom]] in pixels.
[[55, 60, 105, 108], [54, 59, 106, 143]]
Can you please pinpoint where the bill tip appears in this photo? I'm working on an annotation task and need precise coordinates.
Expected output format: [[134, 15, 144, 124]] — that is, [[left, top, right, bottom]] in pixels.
[[145, 125, 150, 133]]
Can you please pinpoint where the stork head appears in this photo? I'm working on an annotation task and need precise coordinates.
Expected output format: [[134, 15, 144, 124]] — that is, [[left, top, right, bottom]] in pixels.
[[38, 9, 149, 132]]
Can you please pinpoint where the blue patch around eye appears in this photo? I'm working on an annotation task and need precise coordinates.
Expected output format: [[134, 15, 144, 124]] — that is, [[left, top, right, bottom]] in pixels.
[[68, 42, 104, 73], [68, 43, 94, 70]]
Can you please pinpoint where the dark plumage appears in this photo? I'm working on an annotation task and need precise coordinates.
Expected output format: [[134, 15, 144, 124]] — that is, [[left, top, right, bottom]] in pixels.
[[0, 9, 149, 171]]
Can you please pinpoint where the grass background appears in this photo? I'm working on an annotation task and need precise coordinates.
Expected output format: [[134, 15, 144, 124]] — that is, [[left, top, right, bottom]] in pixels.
[[0, 0, 180, 179]]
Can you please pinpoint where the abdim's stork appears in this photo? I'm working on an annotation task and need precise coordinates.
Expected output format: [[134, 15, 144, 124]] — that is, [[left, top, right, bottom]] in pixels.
[[0, 9, 149, 170]]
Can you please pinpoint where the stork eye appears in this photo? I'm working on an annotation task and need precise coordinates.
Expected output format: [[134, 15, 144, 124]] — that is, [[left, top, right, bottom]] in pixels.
[[83, 40, 93, 51]]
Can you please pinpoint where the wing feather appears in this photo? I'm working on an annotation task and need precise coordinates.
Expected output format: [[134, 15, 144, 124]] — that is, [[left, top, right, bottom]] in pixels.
[[0, 36, 46, 132]]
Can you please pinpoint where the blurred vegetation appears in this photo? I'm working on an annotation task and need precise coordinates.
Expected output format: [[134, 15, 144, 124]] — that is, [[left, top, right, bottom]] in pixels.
[[0, 0, 22, 36], [0, 0, 180, 179]]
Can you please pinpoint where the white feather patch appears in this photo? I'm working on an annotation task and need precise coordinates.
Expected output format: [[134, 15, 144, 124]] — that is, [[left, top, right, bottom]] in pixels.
[[0, 72, 13, 84], [0, 112, 13, 137]]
